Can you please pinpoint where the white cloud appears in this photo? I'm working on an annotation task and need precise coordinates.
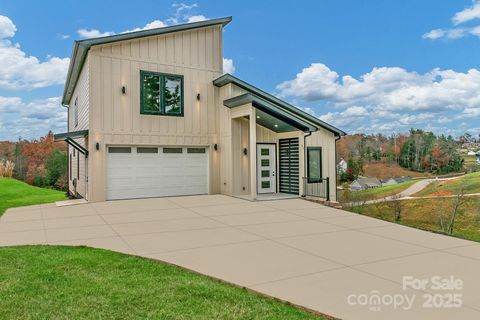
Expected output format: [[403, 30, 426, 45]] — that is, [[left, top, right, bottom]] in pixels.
[[222, 58, 235, 74], [0, 96, 66, 140], [424, 1, 480, 40], [277, 63, 480, 113], [77, 28, 114, 39], [278, 63, 480, 135], [187, 15, 207, 23], [123, 20, 167, 34], [57, 33, 70, 40], [78, 3, 206, 39], [422, 29, 446, 39], [453, 1, 480, 25], [0, 15, 16, 39], [0, 16, 69, 90]]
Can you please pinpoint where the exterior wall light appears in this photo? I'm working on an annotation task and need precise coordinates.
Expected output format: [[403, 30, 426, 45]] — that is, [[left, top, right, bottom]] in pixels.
[[213, 143, 218, 151], [243, 148, 248, 156], [95, 142, 100, 150], [121, 86, 126, 94], [197, 93, 201, 101]]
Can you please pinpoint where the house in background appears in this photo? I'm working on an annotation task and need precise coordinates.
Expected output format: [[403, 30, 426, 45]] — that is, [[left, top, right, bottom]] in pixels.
[[336, 158, 347, 175], [54, 17, 345, 203], [476, 151, 480, 164], [381, 178, 398, 186], [350, 177, 382, 191]]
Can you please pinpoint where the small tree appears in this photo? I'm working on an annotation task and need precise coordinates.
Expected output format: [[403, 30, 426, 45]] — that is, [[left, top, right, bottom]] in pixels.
[[387, 194, 403, 223], [46, 149, 67, 188], [437, 183, 468, 235]]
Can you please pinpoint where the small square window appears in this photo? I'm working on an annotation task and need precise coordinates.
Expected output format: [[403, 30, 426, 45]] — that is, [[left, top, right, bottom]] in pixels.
[[163, 147, 183, 154], [187, 148, 206, 154], [261, 159, 270, 167], [261, 181, 270, 188], [261, 148, 270, 156], [261, 170, 270, 178]]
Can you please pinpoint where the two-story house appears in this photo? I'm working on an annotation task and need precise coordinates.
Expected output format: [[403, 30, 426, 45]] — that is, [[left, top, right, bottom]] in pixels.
[[55, 16, 345, 203]]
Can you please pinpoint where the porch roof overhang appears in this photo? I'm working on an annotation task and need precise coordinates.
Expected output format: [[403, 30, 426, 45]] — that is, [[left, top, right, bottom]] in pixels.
[[54, 130, 89, 157], [223, 93, 317, 133], [214, 73, 346, 136]]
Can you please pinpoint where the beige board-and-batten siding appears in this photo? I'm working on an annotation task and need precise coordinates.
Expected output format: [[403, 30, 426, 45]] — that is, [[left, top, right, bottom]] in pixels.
[[306, 129, 337, 201], [86, 25, 224, 202], [68, 56, 90, 198]]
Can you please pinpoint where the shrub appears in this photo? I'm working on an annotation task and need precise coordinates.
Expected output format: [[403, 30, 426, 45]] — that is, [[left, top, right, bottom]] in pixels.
[[0, 159, 15, 178], [46, 149, 67, 188]]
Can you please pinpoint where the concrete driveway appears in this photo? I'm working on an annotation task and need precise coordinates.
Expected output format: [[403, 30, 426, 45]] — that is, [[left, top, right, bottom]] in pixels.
[[1, 195, 480, 319]]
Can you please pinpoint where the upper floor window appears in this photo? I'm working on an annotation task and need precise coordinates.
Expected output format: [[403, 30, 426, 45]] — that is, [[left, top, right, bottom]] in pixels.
[[140, 71, 184, 116], [74, 97, 79, 127]]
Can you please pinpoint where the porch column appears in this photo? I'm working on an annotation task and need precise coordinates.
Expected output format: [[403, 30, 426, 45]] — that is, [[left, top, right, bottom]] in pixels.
[[249, 108, 257, 200]]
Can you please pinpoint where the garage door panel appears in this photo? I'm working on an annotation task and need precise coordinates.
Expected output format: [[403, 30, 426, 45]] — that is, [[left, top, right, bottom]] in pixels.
[[107, 146, 208, 200]]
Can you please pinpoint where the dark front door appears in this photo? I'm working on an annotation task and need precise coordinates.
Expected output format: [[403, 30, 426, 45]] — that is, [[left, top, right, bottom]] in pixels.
[[279, 138, 299, 194]]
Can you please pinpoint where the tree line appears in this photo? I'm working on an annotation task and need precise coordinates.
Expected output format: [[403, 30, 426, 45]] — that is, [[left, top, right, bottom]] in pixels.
[[337, 129, 464, 181], [0, 132, 67, 190]]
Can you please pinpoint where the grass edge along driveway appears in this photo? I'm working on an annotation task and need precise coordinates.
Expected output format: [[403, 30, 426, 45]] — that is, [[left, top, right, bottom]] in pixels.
[[0, 177, 66, 216], [0, 245, 326, 320]]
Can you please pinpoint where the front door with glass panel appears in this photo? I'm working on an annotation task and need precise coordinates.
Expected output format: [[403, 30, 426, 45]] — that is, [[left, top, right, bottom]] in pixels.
[[257, 144, 276, 194]]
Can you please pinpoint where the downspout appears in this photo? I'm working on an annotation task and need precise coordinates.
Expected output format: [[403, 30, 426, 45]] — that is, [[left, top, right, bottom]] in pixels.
[[63, 103, 70, 197], [334, 134, 342, 202], [302, 130, 312, 197]]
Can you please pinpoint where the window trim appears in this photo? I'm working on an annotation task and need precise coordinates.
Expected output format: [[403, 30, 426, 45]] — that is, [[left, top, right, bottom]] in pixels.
[[140, 70, 184, 117], [307, 147, 322, 183]]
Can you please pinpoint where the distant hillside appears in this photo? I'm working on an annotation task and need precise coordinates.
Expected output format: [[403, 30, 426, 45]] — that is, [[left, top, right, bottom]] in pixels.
[[363, 162, 430, 180]]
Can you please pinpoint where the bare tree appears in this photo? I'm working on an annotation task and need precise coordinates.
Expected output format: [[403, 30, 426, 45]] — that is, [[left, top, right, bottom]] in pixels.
[[437, 182, 469, 235], [387, 194, 403, 223]]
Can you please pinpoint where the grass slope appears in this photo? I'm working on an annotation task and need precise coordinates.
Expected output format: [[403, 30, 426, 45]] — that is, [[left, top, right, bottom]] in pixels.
[[339, 180, 418, 203], [0, 246, 323, 320], [414, 172, 480, 197], [363, 162, 429, 180], [0, 178, 66, 215], [351, 198, 480, 242]]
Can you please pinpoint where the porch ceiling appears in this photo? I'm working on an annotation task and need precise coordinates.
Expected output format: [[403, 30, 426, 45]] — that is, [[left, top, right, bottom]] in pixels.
[[255, 109, 297, 133], [223, 93, 317, 133]]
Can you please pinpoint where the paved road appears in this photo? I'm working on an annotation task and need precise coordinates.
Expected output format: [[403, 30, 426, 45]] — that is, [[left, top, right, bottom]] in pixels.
[[347, 175, 469, 206]]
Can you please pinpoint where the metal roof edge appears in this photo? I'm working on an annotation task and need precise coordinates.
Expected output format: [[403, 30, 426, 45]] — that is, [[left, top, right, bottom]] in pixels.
[[214, 73, 347, 136], [62, 16, 232, 105]]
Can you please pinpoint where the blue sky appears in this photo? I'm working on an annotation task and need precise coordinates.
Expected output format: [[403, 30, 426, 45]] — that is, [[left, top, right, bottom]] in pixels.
[[1, 0, 480, 140]]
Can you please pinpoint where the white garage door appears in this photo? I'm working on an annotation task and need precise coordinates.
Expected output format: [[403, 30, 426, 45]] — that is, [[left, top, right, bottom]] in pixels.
[[106, 146, 208, 200]]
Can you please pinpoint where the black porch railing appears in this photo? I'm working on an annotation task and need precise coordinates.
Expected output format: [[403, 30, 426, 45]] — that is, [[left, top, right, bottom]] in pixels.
[[302, 177, 330, 201]]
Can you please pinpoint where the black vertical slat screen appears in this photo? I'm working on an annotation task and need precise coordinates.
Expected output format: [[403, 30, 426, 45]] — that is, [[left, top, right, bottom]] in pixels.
[[279, 138, 299, 194]]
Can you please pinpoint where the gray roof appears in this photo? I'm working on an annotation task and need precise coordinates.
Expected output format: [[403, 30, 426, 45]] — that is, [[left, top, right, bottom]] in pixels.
[[354, 177, 382, 188], [213, 74, 347, 136], [62, 17, 232, 105]]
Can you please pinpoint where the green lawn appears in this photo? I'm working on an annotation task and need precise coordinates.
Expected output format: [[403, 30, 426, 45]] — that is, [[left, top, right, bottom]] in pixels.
[[350, 197, 480, 242], [0, 246, 323, 320], [414, 172, 480, 197], [339, 180, 418, 203], [0, 178, 66, 215]]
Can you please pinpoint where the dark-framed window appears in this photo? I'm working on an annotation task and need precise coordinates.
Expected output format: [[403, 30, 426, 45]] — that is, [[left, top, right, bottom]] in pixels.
[[140, 70, 184, 116], [69, 153, 72, 181], [74, 97, 79, 127], [307, 147, 322, 183]]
